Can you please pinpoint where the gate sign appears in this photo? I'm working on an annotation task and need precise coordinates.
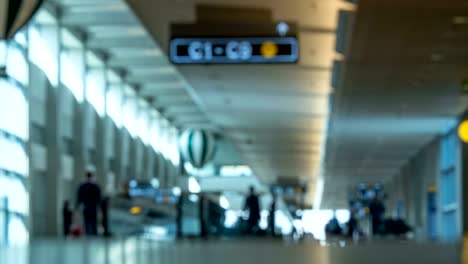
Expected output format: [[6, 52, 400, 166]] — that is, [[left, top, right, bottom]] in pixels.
[[170, 37, 299, 64]]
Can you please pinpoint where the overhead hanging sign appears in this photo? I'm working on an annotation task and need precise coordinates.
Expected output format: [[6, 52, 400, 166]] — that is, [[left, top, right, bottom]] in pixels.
[[169, 37, 299, 64]]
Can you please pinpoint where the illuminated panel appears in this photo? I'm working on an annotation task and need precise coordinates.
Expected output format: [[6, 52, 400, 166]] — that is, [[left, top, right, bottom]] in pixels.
[[170, 37, 299, 64]]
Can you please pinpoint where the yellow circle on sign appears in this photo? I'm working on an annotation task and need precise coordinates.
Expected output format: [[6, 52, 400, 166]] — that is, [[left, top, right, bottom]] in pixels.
[[130, 206, 142, 215], [459, 120, 468, 143], [261, 41, 279, 58]]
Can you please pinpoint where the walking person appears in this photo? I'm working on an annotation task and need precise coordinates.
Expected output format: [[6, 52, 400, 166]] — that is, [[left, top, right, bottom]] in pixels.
[[76, 172, 102, 236], [62, 200, 73, 237], [101, 196, 111, 237], [269, 194, 277, 237], [243, 186, 261, 236]]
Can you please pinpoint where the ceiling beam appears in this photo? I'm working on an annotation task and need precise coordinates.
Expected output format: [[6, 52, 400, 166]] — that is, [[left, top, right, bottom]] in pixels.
[[61, 11, 137, 26], [87, 37, 154, 49]]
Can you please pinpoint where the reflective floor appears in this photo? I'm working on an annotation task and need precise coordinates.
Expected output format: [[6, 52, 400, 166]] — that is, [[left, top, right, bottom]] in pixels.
[[0, 238, 460, 264]]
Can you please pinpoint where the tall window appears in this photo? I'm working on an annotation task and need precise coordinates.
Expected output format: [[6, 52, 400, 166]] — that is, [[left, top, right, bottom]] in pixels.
[[106, 84, 123, 127], [86, 69, 106, 116], [29, 26, 59, 86], [60, 49, 84, 102], [439, 130, 461, 241], [0, 40, 29, 246]]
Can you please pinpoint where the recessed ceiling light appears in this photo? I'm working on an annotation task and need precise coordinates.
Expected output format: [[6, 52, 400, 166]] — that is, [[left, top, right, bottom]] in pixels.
[[430, 53, 444, 62], [276, 22, 290, 36], [453, 16, 468, 25]]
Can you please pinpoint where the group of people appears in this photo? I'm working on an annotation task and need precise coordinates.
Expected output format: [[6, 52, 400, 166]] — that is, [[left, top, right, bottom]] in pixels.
[[242, 186, 278, 237], [63, 172, 110, 237], [325, 196, 412, 240], [326, 196, 387, 239]]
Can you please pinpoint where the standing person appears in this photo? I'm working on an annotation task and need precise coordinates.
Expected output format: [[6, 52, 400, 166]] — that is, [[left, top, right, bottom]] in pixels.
[[269, 194, 277, 237], [101, 196, 111, 237], [369, 196, 385, 235], [346, 210, 358, 239], [325, 213, 342, 236], [76, 172, 102, 236], [62, 200, 73, 237], [244, 186, 261, 236]]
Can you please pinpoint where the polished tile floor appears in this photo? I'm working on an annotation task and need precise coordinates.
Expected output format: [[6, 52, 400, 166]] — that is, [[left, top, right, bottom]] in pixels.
[[0, 238, 460, 264]]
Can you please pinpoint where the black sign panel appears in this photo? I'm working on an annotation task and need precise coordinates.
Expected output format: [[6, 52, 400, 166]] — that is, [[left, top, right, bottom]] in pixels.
[[170, 37, 299, 64]]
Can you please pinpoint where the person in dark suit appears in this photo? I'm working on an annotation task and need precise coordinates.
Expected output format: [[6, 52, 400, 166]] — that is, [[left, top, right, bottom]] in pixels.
[[269, 194, 277, 236], [244, 186, 261, 235], [76, 172, 102, 236], [101, 196, 111, 237], [369, 197, 385, 235], [62, 200, 73, 237]]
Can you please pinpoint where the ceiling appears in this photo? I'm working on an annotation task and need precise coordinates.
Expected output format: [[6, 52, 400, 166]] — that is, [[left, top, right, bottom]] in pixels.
[[47, 0, 216, 130], [322, 0, 468, 208], [126, 0, 356, 203], [45, 0, 468, 209]]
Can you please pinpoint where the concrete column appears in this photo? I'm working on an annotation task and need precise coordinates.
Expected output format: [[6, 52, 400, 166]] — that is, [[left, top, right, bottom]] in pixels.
[[95, 66, 109, 190], [135, 139, 144, 180], [42, 24, 62, 237], [95, 114, 109, 190], [72, 43, 89, 190], [141, 145, 149, 180], [113, 125, 125, 189], [122, 130, 131, 181], [158, 154, 166, 187], [128, 134, 136, 179]]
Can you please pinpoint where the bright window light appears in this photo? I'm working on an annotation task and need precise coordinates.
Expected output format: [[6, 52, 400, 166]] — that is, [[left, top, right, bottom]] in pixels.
[[159, 119, 170, 159], [144, 226, 168, 237], [106, 85, 123, 127], [224, 210, 239, 228], [220, 165, 253, 177], [150, 178, 160, 189], [275, 210, 293, 235], [259, 210, 269, 230], [150, 122, 161, 152], [0, 175, 29, 215], [8, 216, 28, 246], [0, 80, 29, 140], [172, 187, 182, 197], [188, 194, 199, 203], [0, 137, 29, 177], [136, 104, 150, 144], [0, 40, 7, 68], [122, 92, 138, 137], [7, 45, 28, 85], [219, 195, 230, 209], [335, 209, 351, 224], [86, 69, 106, 116], [29, 27, 58, 86], [301, 209, 351, 241], [60, 50, 84, 102], [184, 162, 215, 177], [14, 30, 27, 47], [188, 177, 201, 193], [314, 176, 324, 209], [169, 127, 180, 166]]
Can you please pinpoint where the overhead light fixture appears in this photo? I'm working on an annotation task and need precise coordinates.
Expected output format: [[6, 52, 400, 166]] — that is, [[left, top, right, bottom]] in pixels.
[[453, 16, 468, 25], [276, 22, 290, 36], [430, 53, 444, 62]]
